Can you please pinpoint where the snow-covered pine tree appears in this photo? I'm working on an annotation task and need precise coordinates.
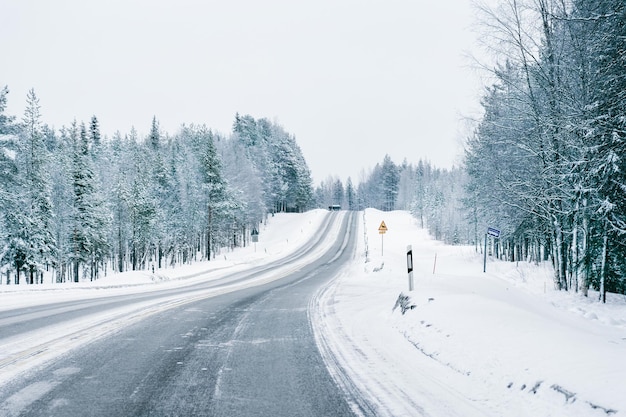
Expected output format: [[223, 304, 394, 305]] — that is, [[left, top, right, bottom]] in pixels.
[[584, 0, 626, 300], [0, 86, 22, 284], [345, 177, 356, 210], [13, 89, 56, 284], [69, 122, 109, 281], [233, 115, 313, 213], [380, 154, 399, 212], [0, 86, 17, 255], [89, 115, 101, 149], [48, 126, 74, 282], [197, 127, 226, 260], [145, 117, 171, 269], [332, 179, 344, 208], [127, 130, 156, 271]]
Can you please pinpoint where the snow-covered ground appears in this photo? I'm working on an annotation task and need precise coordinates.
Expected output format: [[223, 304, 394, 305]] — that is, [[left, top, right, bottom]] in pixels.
[[2, 208, 625, 417], [0, 209, 337, 386], [311, 208, 626, 417], [0, 209, 330, 311]]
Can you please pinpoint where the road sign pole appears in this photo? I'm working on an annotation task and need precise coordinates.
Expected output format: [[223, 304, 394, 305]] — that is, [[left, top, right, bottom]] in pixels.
[[484, 227, 500, 273], [378, 220, 387, 257], [483, 233, 488, 273]]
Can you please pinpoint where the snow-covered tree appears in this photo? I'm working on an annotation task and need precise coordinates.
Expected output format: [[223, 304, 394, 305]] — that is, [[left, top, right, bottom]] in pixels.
[[69, 122, 109, 281], [346, 177, 356, 210], [468, 0, 626, 298], [11, 89, 56, 284]]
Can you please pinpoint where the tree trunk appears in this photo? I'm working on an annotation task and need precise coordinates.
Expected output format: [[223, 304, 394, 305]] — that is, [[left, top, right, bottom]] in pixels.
[[581, 213, 589, 297], [600, 232, 607, 304], [207, 205, 212, 261], [553, 218, 567, 291], [571, 201, 579, 293]]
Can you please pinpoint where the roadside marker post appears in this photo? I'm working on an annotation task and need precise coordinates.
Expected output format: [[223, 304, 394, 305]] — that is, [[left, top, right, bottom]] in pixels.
[[251, 228, 259, 252], [407, 245, 414, 291]]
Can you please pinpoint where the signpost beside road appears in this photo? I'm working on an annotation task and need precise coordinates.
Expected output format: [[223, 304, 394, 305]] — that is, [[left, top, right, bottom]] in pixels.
[[378, 221, 387, 256], [484, 227, 500, 273]]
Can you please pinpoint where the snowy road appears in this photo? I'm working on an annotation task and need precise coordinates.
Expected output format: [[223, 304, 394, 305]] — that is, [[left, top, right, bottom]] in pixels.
[[3, 208, 623, 417], [0, 211, 371, 417]]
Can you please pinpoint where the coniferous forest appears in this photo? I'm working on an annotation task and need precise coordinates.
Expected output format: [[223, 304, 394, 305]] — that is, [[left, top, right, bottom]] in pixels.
[[2, 0, 625, 303], [0, 90, 313, 285]]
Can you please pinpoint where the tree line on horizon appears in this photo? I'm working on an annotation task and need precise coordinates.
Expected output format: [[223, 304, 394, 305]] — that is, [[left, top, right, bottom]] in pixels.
[[0, 85, 468, 288]]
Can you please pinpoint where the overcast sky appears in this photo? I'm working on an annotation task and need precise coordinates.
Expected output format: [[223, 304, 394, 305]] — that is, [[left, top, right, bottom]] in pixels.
[[1, 0, 489, 183]]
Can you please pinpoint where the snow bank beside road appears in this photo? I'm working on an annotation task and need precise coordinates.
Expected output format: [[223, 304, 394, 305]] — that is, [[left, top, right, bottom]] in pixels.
[[0, 210, 328, 311], [312, 209, 626, 417]]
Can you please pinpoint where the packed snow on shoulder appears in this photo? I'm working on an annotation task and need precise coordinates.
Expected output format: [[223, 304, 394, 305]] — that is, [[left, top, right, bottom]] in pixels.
[[312, 208, 626, 417], [0, 210, 328, 311]]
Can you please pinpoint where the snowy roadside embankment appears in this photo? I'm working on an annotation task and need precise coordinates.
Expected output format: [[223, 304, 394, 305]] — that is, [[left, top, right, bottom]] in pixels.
[[0, 210, 328, 311], [312, 209, 626, 417]]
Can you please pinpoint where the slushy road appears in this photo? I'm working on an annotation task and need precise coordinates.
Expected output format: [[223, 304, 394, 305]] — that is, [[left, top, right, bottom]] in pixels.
[[0, 211, 372, 416]]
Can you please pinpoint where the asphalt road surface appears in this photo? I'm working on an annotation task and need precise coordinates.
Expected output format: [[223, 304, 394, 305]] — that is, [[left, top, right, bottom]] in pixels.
[[0, 211, 372, 417]]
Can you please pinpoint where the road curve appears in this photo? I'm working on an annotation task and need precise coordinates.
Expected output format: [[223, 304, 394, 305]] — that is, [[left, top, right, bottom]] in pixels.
[[0, 211, 371, 417]]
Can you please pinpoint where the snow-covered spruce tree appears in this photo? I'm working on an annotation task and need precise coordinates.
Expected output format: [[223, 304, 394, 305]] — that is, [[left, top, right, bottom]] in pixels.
[[89, 115, 101, 150], [0, 86, 17, 223], [191, 126, 227, 260], [409, 160, 428, 229], [48, 127, 74, 282], [8, 89, 56, 284], [127, 128, 157, 271], [380, 154, 399, 212], [173, 128, 206, 264], [396, 159, 415, 211], [0, 86, 20, 284], [355, 155, 399, 212], [105, 131, 130, 272], [581, 0, 626, 299], [332, 179, 345, 208], [69, 122, 109, 281], [145, 116, 172, 269], [233, 115, 313, 213], [293, 148, 313, 212], [345, 177, 356, 210]]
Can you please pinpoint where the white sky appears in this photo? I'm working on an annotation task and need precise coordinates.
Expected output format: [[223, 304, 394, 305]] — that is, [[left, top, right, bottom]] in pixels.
[[1, 0, 488, 183]]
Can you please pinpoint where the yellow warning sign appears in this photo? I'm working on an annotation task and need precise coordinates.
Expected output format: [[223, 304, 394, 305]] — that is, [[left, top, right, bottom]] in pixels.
[[378, 221, 388, 234]]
